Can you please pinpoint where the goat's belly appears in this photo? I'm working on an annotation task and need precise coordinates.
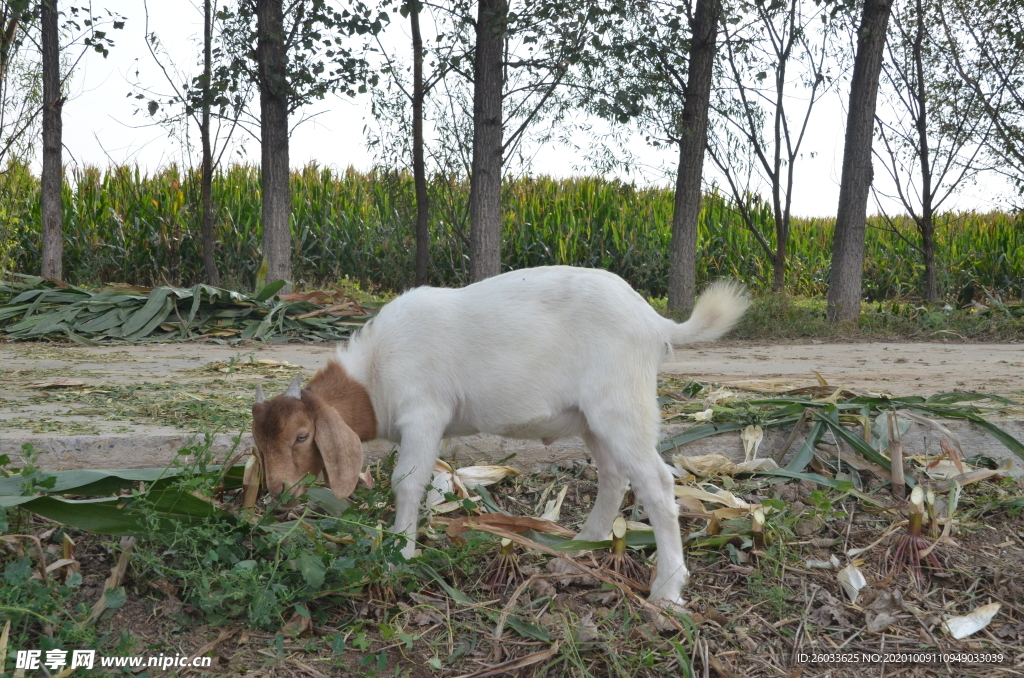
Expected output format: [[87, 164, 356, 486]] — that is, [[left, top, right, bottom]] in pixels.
[[444, 409, 586, 442]]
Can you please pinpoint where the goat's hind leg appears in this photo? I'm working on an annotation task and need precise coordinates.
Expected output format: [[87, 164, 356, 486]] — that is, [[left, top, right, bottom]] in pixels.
[[588, 426, 688, 605], [391, 424, 443, 560], [575, 432, 629, 542]]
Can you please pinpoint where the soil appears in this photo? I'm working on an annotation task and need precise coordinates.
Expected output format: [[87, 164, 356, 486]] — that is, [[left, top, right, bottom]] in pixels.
[[10, 471, 1024, 678], [667, 340, 1024, 400], [2, 340, 1022, 403]]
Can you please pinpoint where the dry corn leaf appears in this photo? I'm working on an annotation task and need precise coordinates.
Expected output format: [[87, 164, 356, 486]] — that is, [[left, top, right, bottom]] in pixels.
[[837, 563, 867, 603], [241, 454, 261, 509], [0, 620, 9, 676], [703, 387, 734, 405], [427, 460, 474, 510], [28, 379, 85, 388], [942, 603, 1001, 640], [672, 452, 778, 477], [454, 465, 521, 488], [446, 513, 575, 543], [539, 485, 569, 522], [674, 485, 751, 510], [676, 496, 708, 515], [741, 424, 764, 462]]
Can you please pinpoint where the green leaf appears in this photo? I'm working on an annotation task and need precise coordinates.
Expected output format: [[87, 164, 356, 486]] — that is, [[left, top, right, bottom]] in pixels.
[[659, 422, 748, 453], [502, 614, 553, 642], [416, 564, 475, 605], [306, 486, 351, 517], [121, 287, 172, 336], [297, 552, 326, 588], [4, 557, 32, 585], [104, 586, 127, 609], [255, 279, 288, 302], [785, 419, 826, 472], [755, 468, 885, 507], [816, 409, 915, 484], [76, 306, 124, 332], [926, 392, 1018, 405], [125, 296, 174, 339], [0, 466, 181, 497], [906, 405, 1024, 463]]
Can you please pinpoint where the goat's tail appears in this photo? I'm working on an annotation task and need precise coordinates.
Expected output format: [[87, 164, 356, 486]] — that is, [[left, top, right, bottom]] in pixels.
[[665, 280, 750, 345]]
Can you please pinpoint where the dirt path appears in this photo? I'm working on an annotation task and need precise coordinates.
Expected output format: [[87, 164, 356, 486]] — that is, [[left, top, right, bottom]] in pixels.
[[667, 341, 1024, 399], [1, 340, 1022, 471], [2, 340, 1021, 396]]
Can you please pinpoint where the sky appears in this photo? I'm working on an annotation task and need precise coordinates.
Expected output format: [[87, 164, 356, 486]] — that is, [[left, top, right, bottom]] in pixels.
[[55, 0, 1015, 219]]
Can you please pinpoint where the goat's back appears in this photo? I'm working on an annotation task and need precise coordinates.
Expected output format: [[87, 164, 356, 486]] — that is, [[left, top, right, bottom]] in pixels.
[[337, 267, 670, 437]]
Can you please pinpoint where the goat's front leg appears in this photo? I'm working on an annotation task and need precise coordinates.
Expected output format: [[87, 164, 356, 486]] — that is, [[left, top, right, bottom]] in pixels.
[[391, 424, 443, 560]]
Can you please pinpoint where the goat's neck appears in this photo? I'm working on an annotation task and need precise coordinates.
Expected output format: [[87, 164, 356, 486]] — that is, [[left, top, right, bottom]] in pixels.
[[307, 360, 377, 441]]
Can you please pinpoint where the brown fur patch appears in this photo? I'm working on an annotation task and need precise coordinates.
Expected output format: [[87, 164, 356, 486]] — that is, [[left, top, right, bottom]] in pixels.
[[305, 360, 377, 441], [250, 360, 376, 497]]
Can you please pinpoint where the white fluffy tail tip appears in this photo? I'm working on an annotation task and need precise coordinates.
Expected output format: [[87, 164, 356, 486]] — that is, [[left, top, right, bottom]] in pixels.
[[676, 280, 750, 344]]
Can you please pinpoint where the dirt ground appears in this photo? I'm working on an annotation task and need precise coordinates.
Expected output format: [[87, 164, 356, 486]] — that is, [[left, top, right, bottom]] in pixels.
[[1, 339, 1021, 397], [665, 340, 1024, 400]]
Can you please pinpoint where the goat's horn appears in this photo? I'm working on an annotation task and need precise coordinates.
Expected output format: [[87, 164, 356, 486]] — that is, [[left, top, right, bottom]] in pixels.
[[255, 385, 266, 404], [284, 375, 302, 399]]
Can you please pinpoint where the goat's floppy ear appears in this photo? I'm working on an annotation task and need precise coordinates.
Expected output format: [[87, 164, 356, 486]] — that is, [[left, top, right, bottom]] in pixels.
[[304, 390, 364, 499]]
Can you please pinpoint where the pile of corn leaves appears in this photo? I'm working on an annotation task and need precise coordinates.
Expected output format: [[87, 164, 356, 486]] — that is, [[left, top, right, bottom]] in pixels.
[[0, 275, 379, 344], [658, 384, 1024, 491]]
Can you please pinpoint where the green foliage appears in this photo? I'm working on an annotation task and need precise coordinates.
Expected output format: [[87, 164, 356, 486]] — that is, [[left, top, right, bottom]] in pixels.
[[0, 554, 99, 663], [2, 163, 1022, 300], [0, 273, 376, 343]]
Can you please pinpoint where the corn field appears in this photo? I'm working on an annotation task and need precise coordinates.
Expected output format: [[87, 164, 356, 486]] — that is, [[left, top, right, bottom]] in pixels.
[[1, 161, 1021, 300]]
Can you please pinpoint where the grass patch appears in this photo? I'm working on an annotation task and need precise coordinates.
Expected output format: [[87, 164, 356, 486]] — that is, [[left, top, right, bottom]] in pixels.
[[4, 443, 1022, 677], [726, 294, 1024, 341]]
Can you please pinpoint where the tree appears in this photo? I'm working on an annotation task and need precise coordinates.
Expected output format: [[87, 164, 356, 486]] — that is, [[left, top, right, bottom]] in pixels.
[[872, 0, 990, 302], [218, 0, 386, 289], [938, 0, 1024, 198], [826, 0, 895, 323], [34, 3, 123, 281], [369, 0, 607, 284], [255, 0, 290, 287], [708, 0, 836, 293], [0, 0, 38, 170], [131, 0, 254, 286], [409, 0, 428, 285], [467, 0, 505, 282], [578, 0, 724, 312], [199, 0, 219, 285], [667, 0, 722, 313], [39, 0, 60, 279]]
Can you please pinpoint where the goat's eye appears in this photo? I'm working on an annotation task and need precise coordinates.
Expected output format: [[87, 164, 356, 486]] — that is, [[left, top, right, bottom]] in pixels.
[[296, 433, 309, 442]]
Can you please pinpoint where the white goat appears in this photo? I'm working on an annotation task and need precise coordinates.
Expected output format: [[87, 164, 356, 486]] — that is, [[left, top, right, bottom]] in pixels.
[[251, 266, 748, 604]]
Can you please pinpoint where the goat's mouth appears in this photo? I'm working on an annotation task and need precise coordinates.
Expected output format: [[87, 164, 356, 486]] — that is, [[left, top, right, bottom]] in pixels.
[[264, 481, 307, 507]]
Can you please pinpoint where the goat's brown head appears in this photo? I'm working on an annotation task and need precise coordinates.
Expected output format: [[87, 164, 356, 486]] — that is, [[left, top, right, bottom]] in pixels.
[[251, 375, 364, 501]]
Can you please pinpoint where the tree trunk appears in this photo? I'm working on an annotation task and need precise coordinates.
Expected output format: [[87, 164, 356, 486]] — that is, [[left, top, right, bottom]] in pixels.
[[668, 0, 721, 314], [920, 213, 937, 302], [200, 0, 220, 286], [40, 0, 62, 281], [468, 0, 506, 283], [256, 0, 292, 288], [826, 0, 895, 322], [411, 4, 430, 286], [911, 0, 937, 304]]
